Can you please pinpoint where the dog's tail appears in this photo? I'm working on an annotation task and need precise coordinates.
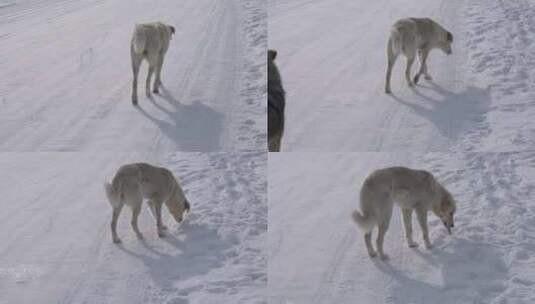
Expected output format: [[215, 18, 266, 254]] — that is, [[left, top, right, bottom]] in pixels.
[[389, 26, 403, 55], [104, 181, 122, 209], [351, 210, 376, 232], [132, 25, 147, 54]]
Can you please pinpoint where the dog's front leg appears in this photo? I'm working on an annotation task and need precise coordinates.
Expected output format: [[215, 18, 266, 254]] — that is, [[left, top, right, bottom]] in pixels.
[[154, 201, 165, 237], [416, 209, 432, 249], [414, 49, 431, 84], [148, 200, 167, 230], [402, 209, 418, 248], [376, 221, 390, 260]]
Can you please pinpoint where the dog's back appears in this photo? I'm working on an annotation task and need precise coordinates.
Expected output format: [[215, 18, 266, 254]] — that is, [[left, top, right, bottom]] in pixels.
[[131, 22, 173, 57], [106, 163, 177, 206], [359, 167, 439, 213], [268, 50, 285, 152], [390, 18, 448, 54]]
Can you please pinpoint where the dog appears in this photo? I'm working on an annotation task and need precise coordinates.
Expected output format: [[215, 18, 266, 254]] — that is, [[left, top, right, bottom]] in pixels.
[[131, 22, 175, 105], [352, 166, 456, 260], [104, 162, 190, 243], [268, 50, 285, 152], [385, 18, 453, 94]]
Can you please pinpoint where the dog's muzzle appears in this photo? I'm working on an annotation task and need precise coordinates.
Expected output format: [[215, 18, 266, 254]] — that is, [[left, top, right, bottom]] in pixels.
[[443, 221, 453, 234]]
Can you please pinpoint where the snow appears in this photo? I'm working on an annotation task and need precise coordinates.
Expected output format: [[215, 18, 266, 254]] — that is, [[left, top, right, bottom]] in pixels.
[[268, 0, 535, 303], [268, 152, 535, 303], [0, 152, 266, 304], [0, 0, 266, 151], [0, 1, 267, 302], [268, 0, 535, 152]]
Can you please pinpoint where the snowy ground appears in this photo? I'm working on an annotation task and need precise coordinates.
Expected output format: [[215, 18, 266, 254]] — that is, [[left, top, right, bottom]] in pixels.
[[268, 1, 535, 301], [268, 152, 535, 304], [0, 152, 266, 304], [0, 1, 267, 303], [268, 0, 535, 152], [0, 0, 266, 151]]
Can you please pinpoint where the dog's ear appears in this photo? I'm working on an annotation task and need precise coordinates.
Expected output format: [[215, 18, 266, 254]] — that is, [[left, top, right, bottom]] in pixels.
[[446, 31, 453, 43], [268, 49, 277, 61], [169, 25, 176, 35]]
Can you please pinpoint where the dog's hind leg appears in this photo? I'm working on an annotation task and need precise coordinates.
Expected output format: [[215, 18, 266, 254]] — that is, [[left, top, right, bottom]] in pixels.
[[402, 208, 418, 248], [131, 55, 142, 105], [111, 204, 123, 243], [376, 204, 393, 260], [405, 54, 416, 87], [154, 201, 166, 237], [131, 201, 143, 239], [385, 38, 398, 94], [153, 52, 165, 94], [416, 208, 432, 249], [376, 221, 391, 260], [145, 66, 154, 98], [364, 232, 377, 258]]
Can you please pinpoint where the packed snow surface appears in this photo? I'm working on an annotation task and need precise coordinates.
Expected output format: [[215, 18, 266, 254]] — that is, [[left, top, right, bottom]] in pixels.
[[0, 152, 266, 304], [269, 152, 535, 304], [0, 0, 266, 152], [268, 0, 535, 302], [268, 0, 535, 152]]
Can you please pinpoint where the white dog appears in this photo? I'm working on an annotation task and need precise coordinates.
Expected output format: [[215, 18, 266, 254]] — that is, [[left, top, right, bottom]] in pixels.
[[352, 167, 456, 260], [385, 18, 453, 94], [131, 22, 175, 105], [104, 163, 190, 243]]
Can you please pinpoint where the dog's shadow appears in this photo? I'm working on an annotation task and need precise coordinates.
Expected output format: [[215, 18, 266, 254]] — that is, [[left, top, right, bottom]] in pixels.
[[373, 238, 507, 303], [136, 86, 224, 151], [389, 83, 491, 140], [117, 219, 233, 299]]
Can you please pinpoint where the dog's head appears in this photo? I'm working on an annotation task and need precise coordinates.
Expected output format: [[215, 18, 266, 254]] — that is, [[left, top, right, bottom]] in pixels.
[[440, 31, 453, 55], [165, 196, 186, 223], [437, 190, 456, 234]]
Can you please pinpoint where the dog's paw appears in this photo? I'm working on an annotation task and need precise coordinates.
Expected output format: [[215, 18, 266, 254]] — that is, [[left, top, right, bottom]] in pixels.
[[413, 74, 420, 84], [385, 88, 392, 94], [136, 233, 144, 240], [132, 98, 138, 106], [407, 81, 414, 87], [425, 242, 433, 249], [408, 242, 419, 248], [161, 225, 168, 230], [158, 231, 166, 238], [368, 250, 378, 258], [152, 88, 159, 94], [424, 74, 433, 80], [113, 237, 122, 244]]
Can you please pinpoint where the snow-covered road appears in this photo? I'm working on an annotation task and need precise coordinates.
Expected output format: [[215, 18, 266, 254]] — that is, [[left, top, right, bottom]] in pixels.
[[0, 152, 266, 304], [269, 151, 535, 303], [0, 0, 266, 151], [0, 1, 267, 303], [268, 0, 535, 303], [268, 0, 535, 152]]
